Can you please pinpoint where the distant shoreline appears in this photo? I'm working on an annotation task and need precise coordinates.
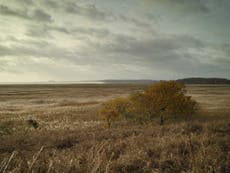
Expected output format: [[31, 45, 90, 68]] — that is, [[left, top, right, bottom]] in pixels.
[[0, 78, 229, 85]]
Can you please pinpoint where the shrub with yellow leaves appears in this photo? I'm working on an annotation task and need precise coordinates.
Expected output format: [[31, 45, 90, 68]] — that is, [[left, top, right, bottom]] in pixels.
[[99, 81, 197, 127]]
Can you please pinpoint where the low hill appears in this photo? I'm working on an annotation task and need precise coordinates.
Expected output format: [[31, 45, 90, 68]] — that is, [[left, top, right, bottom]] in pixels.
[[177, 78, 230, 84], [100, 80, 157, 84]]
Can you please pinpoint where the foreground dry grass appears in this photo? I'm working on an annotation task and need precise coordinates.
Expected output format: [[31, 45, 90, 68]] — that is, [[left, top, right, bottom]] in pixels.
[[0, 84, 229, 173]]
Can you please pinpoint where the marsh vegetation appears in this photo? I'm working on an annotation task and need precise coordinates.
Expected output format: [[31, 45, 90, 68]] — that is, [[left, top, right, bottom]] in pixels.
[[0, 83, 229, 173]]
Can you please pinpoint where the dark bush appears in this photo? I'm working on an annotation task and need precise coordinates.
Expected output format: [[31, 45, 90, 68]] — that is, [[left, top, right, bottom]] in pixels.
[[27, 119, 39, 129]]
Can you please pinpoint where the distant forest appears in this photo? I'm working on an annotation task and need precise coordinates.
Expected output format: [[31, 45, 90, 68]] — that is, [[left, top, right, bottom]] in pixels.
[[177, 78, 230, 84], [101, 78, 230, 84]]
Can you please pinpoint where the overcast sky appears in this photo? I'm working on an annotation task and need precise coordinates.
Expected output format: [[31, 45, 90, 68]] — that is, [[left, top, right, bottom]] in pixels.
[[0, 0, 229, 82]]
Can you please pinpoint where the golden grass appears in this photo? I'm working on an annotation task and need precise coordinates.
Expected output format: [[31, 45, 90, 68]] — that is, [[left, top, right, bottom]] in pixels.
[[0, 84, 229, 173]]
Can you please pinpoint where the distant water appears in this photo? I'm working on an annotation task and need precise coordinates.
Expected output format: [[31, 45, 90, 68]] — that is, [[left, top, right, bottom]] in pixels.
[[0, 80, 157, 85], [0, 81, 106, 85]]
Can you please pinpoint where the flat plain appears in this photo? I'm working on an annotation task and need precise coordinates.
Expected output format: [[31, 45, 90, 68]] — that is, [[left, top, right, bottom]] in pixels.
[[0, 84, 229, 173]]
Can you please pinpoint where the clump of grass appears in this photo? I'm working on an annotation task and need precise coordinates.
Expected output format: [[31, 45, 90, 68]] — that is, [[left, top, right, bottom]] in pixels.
[[0, 122, 13, 135], [26, 119, 39, 129], [55, 138, 79, 150]]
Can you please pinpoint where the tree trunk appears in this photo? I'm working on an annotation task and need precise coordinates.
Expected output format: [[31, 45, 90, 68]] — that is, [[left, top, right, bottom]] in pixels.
[[160, 115, 164, 125], [107, 119, 111, 128]]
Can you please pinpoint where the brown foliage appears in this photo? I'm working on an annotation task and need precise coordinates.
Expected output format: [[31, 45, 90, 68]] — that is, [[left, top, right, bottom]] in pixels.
[[143, 81, 197, 120], [99, 81, 197, 126], [99, 97, 129, 128]]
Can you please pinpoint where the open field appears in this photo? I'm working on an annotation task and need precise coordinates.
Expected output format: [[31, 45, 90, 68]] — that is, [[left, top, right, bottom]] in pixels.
[[0, 84, 229, 173]]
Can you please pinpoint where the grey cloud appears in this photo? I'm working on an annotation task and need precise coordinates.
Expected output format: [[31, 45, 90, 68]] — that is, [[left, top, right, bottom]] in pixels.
[[0, 39, 71, 59], [49, 26, 69, 34], [79, 32, 229, 78], [26, 25, 52, 38], [0, 45, 10, 56], [0, 0, 229, 80], [32, 9, 53, 22], [221, 44, 230, 56], [0, 5, 26, 18], [22, 0, 155, 31], [144, 0, 209, 13], [119, 15, 152, 29], [14, 0, 34, 5], [42, 25, 109, 37], [94, 34, 204, 59], [65, 3, 111, 21], [0, 31, 229, 78], [65, 3, 153, 28], [0, 4, 52, 22], [71, 27, 110, 37], [40, 1, 150, 28], [25, 22, 113, 39], [0, 41, 73, 63], [40, 0, 59, 8], [26, 23, 71, 38], [179, 0, 209, 12]]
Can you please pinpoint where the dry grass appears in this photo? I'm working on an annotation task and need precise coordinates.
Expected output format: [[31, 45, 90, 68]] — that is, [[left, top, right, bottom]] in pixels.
[[0, 84, 229, 173]]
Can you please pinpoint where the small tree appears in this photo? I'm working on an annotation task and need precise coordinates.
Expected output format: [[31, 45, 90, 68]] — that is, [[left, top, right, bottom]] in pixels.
[[144, 81, 196, 124], [99, 81, 197, 127]]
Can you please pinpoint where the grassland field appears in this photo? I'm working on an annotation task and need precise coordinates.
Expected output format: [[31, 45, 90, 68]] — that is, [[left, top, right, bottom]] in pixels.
[[0, 84, 229, 173]]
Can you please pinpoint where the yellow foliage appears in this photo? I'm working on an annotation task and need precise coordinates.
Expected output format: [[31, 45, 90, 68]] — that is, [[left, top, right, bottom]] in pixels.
[[99, 81, 197, 127], [144, 81, 196, 118], [99, 97, 129, 128]]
